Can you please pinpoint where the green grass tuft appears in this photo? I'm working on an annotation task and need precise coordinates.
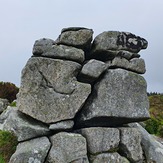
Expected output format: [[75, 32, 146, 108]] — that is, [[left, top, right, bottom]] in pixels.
[[0, 130, 18, 163], [145, 94, 163, 137], [9, 101, 16, 107]]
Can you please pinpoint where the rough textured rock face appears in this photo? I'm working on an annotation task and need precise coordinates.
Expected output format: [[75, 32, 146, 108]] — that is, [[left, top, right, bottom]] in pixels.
[[56, 27, 93, 52], [47, 132, 89, 163], [32, 38, 55, 55], [17, 57, 91, 123], [107, 57, 146, 74], [90, 153, 130, 163], [78, 59, 106, 83], [33, 42, 85, 64], [77, 127, 120, 154], [91, 31, 148, 60], [0, 107, 50, 141], [119, 127, 143, 162], [1, 27, 159, 162], [130, 123, 163, 163], [0, 98, 9, 113], [49, 120, 74, 131], [9, 137, 51, 163], [77, 68, 150, 127]]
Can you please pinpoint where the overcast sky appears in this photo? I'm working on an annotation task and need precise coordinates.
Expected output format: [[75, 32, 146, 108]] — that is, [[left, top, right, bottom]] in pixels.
[[0, 0, 163, 93]]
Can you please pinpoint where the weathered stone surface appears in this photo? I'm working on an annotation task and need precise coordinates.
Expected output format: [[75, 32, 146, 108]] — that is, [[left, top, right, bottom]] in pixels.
[[47, 132, 88, 163], [107, 57, 146, 74], [129, 123, 163, 163], [49, 120, 74, 131], [0, 106, 50, 141], [90, 153, 129, 163], [119, 127, 143, 162], [61, 27, 90, 33], [70, 157, 89, 163], [77, 127, 120, 154], [90, 49, 140, 61], [78, 59, 106, 83], [56, 27, 93, 51], [76, 68, 150, 127], [17, 57, 91, 123], [91, 31, 148, 59], [34, 44, 85, 64], [0, 98, 9, 113], [9, 136, 51, 163], [129, 58, 146, 74], [116, 50, 140, 60], [33, 38, 55, 55]]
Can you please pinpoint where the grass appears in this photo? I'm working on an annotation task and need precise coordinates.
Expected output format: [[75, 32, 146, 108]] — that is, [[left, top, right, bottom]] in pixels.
[[0, 130, 18, 163], [0, 155, 5, 163], [145, 94, 163, 137], [9, 101, 16, 107]]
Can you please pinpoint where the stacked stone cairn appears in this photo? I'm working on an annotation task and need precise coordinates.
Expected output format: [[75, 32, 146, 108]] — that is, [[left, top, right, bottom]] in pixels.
[[1, 27, 160, 162]]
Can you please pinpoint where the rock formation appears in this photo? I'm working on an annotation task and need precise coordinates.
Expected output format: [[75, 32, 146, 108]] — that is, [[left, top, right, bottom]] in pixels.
[[1, 27, 162, 162], [0, 98, 9, 113]]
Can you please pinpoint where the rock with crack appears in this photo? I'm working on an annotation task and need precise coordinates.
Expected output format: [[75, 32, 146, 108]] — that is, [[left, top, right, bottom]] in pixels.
[[77, 127, 120, 154], [17, 57, 91, 124], [90, 49, 140, 61], [0, 106, 50, 142], [129, 123, 163, 163], [119, 127, 143, 162], [9, 136, 51, 163], [49, 120, 74, 131], [90, 31, 148, 60], [116, 50, 140, 60], [70, 158, 89, 163], [56, 27, 93, 52], [33, 43, 85, 64], [78, 59, 106, 83], [76, 68, 150, 128], [90, 153, 130, 163], [106, 57, 146, 74], [46, 132, 89, 163]]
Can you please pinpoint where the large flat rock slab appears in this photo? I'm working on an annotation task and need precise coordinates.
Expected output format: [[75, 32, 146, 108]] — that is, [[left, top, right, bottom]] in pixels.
[[33, 40, 85, 64], [17, 57, 91, 124], [76, 68, 150, 127]]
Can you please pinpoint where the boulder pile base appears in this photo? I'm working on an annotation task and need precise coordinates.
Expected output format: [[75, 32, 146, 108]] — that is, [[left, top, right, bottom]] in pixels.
[[1, 27, 162, 163]]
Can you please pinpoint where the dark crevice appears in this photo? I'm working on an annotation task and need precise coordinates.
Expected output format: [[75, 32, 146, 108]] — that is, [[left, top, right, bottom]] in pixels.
[[32, 55, 83, 65], [74, 116, 149, 130], [18, 110, 49, 128], [44, 137, 52, 163], [18, 133, 52, 144], [108, 65, 144, 74], [74, 68, 109, 129]]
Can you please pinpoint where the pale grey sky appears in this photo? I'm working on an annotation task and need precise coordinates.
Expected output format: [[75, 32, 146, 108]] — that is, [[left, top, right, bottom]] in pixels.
[[0, 0, 163, 92]]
